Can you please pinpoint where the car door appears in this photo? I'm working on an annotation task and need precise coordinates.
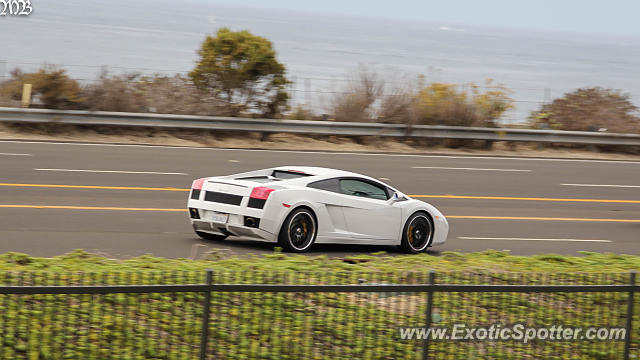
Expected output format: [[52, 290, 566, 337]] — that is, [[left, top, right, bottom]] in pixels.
[[338, 178, 402, 240], [306, 178, 351, 240]]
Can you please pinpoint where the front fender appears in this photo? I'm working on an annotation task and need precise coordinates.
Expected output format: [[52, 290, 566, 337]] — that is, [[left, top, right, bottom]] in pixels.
[[397, 199, 449, 246]]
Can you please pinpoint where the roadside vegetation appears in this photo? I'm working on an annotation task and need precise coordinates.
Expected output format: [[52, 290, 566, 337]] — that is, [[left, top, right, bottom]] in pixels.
[[0, 250, 637, 359], [0, 28, 289, 119], [1, 29, 639, 157], [1, 249, 638, 273], [530, 87, 640, 134], [0, 67, 86, 110], [327, 68, 514, 128]]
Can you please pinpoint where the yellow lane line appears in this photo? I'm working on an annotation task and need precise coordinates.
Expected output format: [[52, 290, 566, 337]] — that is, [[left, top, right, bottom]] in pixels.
[[0, 183, 189, 192], [447, 216, 640, 223], [0, 204, 639, 222], [411, 194, 640, 204], [0, 205, 185, 211], [0, 183, 638, 204]]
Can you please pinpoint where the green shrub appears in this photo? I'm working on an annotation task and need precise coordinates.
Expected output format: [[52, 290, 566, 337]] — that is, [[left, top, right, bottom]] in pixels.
[[413, 81, 513, 127], [0, 67, 85, 110], [530, 87, 640, 133]]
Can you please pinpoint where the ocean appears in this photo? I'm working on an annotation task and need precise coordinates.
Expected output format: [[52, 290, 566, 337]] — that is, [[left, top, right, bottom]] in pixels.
[[2, 0, 640, 123]]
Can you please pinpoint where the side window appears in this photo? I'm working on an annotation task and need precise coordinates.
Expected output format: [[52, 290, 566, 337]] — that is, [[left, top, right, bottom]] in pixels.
[[307, 178, 341, 193], [339, 179, 389, 200]]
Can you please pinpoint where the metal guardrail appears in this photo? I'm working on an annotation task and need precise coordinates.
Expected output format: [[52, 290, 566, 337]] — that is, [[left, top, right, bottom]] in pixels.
[[1, 107, 640, 146], [0, 270, 637, 359]]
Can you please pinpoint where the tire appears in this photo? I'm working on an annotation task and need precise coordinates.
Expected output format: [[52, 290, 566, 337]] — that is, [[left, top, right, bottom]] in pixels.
[[400, 212, 434, 254], [195, 231, 228, 241], [278, 208, 317, 253]]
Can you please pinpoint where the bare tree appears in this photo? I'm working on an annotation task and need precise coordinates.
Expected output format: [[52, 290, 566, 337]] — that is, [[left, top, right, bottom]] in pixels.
[[330, 66, 384, 122]]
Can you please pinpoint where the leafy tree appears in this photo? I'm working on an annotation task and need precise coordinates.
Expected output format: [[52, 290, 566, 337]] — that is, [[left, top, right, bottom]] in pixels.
[[189, 28, 289, 118], [0, 67, 85, 109], [530, 87, 639, 133]]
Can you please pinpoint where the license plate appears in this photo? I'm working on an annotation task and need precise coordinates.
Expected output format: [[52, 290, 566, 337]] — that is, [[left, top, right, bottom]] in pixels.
[[210, 211, 229, 224]]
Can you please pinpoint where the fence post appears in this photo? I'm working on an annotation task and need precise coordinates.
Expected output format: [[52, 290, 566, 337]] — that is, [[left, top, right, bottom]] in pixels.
[[199, 269, 213, 360], [624, 271, 636, 360], [422, 270, 436, 360]]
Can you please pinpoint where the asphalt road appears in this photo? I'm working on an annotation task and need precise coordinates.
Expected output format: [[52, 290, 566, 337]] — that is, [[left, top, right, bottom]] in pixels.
[[0, 140, 639, 258]]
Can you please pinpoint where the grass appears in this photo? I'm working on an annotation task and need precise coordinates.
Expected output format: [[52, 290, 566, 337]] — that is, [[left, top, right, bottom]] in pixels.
[[0, 249, 637, 359], [0, 249, 638, 273]]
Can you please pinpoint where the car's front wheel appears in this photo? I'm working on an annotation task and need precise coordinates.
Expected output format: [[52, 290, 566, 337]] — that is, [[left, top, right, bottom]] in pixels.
[[400, 212, 433, 254], [278, 208, 317, 252], [195, 231, 228, 241]]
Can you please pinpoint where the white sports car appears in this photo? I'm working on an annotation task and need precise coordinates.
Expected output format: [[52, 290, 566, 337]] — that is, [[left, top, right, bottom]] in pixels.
[[187, 166, 448, 253]]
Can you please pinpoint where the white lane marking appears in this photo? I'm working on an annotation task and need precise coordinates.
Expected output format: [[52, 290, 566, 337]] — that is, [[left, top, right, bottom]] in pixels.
[[0, 153, 32, 156], [34, 168, 187, 175], [413, 166, 531, 172], [228, 160, 239, 163], [2, 140, 640, 164], [458, 237, 611, 243], [562, 183, 640, 188]]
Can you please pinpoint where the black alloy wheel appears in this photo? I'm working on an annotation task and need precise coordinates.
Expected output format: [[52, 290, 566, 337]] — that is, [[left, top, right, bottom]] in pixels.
[[401, 213, 433, 253], [278, 208, 317, 252]]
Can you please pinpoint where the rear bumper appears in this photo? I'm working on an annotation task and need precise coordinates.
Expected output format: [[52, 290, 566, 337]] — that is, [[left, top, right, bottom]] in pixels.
[[188, 188, 286, 243], [192, 220, 278, 242], [188, 208, 278, 243]]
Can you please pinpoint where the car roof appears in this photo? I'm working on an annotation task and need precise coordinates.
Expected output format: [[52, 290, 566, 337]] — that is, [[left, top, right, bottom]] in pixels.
[[220, 166, 398, 191], [272, 166, 393, 187]]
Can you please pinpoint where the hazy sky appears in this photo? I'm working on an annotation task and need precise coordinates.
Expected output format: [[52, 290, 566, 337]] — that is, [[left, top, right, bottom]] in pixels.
[[210, 0, 640, 37]]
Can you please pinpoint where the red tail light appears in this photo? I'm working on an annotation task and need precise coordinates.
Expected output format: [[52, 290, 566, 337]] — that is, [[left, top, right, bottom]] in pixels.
[[192, 178, 205, 190], [250, 186, 275, 200]]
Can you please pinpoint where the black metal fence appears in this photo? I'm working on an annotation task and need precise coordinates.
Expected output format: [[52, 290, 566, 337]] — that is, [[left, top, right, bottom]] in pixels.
[[0, 270, 637, 359]]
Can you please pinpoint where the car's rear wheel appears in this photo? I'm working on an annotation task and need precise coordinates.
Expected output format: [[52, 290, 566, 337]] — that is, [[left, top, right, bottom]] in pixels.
[[400, 212, 433, 254], [195, 231, 228, 241], [278, 208, 317, 252]]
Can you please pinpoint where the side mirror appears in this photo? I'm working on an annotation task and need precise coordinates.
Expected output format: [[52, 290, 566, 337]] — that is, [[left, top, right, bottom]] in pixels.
[[389, 192, 406, 203]]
